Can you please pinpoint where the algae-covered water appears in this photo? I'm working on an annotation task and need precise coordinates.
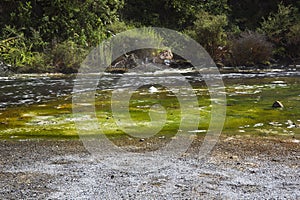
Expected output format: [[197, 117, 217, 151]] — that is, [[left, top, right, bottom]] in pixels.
[[0, 69, 299, 140]]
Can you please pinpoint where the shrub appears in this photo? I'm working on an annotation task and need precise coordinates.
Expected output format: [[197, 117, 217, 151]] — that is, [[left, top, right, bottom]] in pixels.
[[185, 11, 228, 61], [50, 41, 87, 74], [106, 21, 135, 36], [0, 25, 51, 72], [16, 52, 51, 73], [0, 26, 34, 70], [259, 3, 300, 61], [230, 31, 273, 66], [110, 27, 163, 59], [286, 23, 300, 64]]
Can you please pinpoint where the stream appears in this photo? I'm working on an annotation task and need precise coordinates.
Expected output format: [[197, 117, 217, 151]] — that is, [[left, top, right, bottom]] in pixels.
[[0, 68, 299, 139], [0, 68, 299, 108], [0, 68, 299, 199]]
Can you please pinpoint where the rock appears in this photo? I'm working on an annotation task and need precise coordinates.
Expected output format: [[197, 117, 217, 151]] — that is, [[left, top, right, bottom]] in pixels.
[[159, 49, 173, 60], [286, 120, 297, 128], [124, 53, 138, 69], [106, 53, 138, 73], [169, 59, 193, 69], [153, 49, 173, 65], [148, 86, 158, 93], [272, 101, 284, 108], [229, 155, 238, 159], [0, 61, 12, 76]]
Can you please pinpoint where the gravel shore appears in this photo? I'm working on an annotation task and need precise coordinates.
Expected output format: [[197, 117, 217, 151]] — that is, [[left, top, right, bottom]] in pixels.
[[0, 135, 299, 199]]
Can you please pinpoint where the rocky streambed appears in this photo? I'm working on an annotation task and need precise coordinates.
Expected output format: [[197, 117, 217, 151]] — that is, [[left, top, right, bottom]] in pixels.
[[0, 135, 299, 199]]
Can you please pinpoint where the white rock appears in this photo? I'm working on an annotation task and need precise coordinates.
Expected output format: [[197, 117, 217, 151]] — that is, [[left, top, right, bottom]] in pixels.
[[149, 86, 158, 93]]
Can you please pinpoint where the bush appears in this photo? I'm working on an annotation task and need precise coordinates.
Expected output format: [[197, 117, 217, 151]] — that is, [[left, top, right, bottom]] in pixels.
[[50, 41, 87, 74], [110, 27, 163, 58], [106, 21, 135, 36], [3, 0, 124, 48], [0, 26, 34, 70], [259, 3, 300, 61], [0, 25, 51, 72], [185, 11, 228, 61], [16, 52, 52, 73], [286, 23, 300, 64], [230, 31, 273, 66]]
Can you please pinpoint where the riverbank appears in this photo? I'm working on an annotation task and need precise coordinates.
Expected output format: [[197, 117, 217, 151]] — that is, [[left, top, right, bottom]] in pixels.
[[0, 134, 299, 199]]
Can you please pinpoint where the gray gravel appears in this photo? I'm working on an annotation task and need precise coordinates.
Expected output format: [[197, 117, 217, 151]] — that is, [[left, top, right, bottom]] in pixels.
[[0, 136, 299, 199]]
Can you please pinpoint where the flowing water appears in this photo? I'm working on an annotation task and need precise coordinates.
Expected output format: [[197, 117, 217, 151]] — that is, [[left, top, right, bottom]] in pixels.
[[0, 68, 299, 139], [0, 74, 74, 108]]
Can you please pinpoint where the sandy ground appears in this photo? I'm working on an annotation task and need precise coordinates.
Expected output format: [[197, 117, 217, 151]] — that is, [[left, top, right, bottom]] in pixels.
[[0, 135, 299, 199]]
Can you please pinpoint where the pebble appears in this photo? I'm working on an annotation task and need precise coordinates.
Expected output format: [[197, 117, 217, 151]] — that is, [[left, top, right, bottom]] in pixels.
[[272, 101, 284, 108]]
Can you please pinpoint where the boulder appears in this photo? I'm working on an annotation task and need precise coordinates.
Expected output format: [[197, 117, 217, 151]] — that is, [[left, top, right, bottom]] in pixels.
[[106, 53, 138, 73], [159, 49, 173, 60], [153, 49, 173, 65], [272, 101, 284, 108]]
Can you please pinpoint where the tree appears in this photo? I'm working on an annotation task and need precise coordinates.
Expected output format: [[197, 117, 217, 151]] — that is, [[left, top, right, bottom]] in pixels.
[[0, 0, 125, 72], [228, 0, 299, 30], [185, 11, 228, 62], [1, 0, 124, 47], [286, 23, 300, 64], [259, 2, 300, 63], [120, 0, 229, 30]]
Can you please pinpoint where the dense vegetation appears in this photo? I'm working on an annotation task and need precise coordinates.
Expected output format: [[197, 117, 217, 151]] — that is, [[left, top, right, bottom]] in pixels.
[[0, 0, 299, 73]]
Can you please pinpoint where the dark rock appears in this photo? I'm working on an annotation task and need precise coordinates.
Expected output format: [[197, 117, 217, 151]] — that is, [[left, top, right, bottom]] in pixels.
[[0, 61, 13, 76], [106, 53, 138, 73], [169, 59, 194, 69], [272, 101, 284, 108]]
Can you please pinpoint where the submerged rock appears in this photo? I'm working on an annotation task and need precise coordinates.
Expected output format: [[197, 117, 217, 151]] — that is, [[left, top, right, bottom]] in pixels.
[[272, 101, 284, 108]]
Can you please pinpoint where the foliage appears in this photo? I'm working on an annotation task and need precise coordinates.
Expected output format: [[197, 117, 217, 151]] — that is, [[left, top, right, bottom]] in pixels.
[[106, 21, 135, 36], [229, 31, 273, 66], [286, 23, 300, 61], [185, 11, 228, 61], [0, 0, 300, 71], [228, 0, 299, 30], [120, 0, 163, 27], [259, 3, 300, 61], [51, 41, 87, 74], [0, 25, 46, 72], [0, 0, 124, 72], [120, 0, 229, 30], [109, 27, 163, 62], [6, 0, 124, 47]]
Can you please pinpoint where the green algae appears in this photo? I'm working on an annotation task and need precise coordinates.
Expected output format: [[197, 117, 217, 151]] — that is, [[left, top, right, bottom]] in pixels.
[[0, 76, 299, 140], [224, 77, 300, 137], [0, 98, 78, 139]]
